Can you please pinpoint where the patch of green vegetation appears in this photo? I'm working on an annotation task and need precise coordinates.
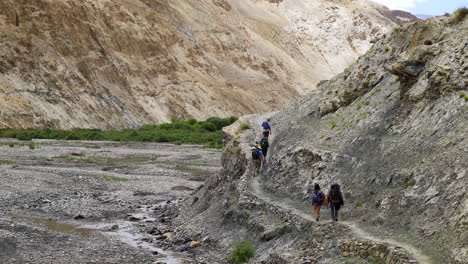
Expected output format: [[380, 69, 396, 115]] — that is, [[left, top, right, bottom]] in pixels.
[[452, 7, 468, 22], [363, 101, 370, 105], [356, 201, 364, 207], [0, 160, 14, 164], [227, 241, 255, 264], [356, 104, 362, 110], [403, 183, 409, 189], [103, 175, 129, 182], [376, 88, 381, 92], [391, 76, 400, 85], [358, 64, 363, 68], [238, 123, 250, 132], [398, 84, 402, 89], [330, 121, 337, 129], [459, 93, 468, 101], [320, 134, 326, 139], [0, 116, 238, 149], [28, 142, 36, 150]]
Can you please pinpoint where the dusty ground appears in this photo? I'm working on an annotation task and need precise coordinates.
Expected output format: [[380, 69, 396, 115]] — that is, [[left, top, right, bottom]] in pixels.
[[0, 139, 221, 264]]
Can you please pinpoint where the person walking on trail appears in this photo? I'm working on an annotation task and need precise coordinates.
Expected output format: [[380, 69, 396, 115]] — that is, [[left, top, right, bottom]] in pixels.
[[252, 145, 265, 176], [260, 136, 269, 160], [327, 181, 344, 221], [262, 119, 272, 138], [312, 183, 325, 222]]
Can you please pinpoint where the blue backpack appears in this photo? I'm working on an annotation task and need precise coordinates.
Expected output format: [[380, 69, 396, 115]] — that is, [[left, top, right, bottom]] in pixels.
[[262, 121, 270, 129], [312, 192, 324, 204]]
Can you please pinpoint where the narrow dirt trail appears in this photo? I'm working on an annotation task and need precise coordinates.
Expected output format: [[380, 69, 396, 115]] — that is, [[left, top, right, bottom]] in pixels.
[[243, 114, 432, 264]]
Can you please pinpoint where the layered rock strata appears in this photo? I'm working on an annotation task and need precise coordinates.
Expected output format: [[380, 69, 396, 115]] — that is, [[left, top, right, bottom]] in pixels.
[[0, 0, 416, 129]]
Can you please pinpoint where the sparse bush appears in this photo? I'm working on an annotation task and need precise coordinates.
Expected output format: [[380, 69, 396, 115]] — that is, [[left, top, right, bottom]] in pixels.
[[227, 241, 255, 264], [329, 121, 337, 129], [384, 46, 391, 52], [356, 104, 362, 110], [452, 7, 468, 23], [8, 142, 15, 148], [239, 123, 250, 131], [28, 142, 35, 150], [460, 93, 468, 101], [356, 201, 363, 207], [363, 101, 370, 105]]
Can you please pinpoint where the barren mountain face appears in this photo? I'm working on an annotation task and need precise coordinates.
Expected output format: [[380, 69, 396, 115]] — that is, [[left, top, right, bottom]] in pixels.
[[0, 0, 415, 129]]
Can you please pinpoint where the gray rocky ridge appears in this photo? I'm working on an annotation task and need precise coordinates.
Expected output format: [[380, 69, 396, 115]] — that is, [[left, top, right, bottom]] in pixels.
[[179, 13, 467, 263]]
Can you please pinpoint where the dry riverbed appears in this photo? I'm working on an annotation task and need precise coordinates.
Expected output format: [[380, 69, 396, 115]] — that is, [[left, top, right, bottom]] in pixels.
[[0, 139, 221, 264]]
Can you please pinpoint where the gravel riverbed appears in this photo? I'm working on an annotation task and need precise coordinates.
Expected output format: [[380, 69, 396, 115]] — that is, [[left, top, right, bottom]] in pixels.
[[0, 139, 221, 264]]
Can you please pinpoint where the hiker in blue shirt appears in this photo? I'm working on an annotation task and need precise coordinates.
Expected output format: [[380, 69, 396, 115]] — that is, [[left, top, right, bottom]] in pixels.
[[252, 145, 265, 176], [261, 119, 272, 138]]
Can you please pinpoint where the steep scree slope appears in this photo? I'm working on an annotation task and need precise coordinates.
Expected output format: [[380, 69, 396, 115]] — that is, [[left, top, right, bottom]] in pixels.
[[0, 0, 415, 129], [179, 14, 466, 264]]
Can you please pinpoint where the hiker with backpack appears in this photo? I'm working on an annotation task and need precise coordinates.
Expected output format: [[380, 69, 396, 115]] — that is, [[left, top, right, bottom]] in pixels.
[[260, 136, 269, 160], [261, 119, 272, 138], [327, 181, 344, 221], [311, 183, 326, 222], [252, 144, 265, 176]]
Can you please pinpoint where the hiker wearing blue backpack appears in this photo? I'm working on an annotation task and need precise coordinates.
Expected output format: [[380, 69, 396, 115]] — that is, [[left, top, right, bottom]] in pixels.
[[252, 144, 265, 176], [261, 119, 272, 138], [327, 181, 344, 221], [312, 183, 325, 222]]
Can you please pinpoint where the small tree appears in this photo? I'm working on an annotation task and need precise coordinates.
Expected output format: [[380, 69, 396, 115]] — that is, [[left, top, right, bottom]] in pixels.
[[227, 241, 255, 264]]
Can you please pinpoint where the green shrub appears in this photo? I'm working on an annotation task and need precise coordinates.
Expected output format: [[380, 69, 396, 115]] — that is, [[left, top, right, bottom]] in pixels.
[[28, 142, 36, 150], [239, 123, 250, 131], [452, 7, 468, 22], [329, 121, 337, 129], [227, 241, 255, 264], [460, 93, 468, 101], [201, 122, 217, 132], [363, 101, 370, 105]]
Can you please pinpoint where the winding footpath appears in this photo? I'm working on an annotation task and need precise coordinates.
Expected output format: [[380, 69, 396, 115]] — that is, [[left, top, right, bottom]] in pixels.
[[242, 114, 432, 264]]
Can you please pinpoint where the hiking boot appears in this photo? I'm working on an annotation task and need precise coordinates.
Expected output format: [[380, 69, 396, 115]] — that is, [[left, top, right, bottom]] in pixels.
[[316, 216, 320, 222]]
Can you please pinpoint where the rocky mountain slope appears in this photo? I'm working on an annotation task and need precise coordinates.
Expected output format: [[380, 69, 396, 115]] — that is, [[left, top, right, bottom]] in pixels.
[[0, 0, 416, 129], [179, 13, 467, 263]]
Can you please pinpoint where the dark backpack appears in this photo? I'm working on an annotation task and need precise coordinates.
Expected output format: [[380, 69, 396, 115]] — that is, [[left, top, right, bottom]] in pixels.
[[312, 191, 324, 204], [260, 138, 269, 148], [252, 149, 260, 160], [262, 121, 270, 129], [330, 185, 342, 203]]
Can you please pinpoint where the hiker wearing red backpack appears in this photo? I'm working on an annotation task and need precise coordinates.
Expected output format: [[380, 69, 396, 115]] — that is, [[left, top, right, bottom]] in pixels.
[[261, 119, 272, 138], [311, 183, 326, 222], [327, 181, 344, 221]]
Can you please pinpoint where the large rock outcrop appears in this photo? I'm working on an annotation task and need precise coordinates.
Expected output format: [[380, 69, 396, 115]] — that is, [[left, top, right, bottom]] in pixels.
[[179, 14, 467, 263], [0, 0, 416, 129]]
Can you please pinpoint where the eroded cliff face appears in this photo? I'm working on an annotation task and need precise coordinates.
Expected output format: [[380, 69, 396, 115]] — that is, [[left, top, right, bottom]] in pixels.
[[179, 14, 467, 264], [0, 0, 415, 129]]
